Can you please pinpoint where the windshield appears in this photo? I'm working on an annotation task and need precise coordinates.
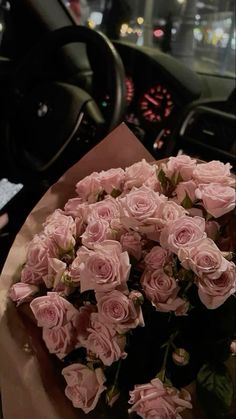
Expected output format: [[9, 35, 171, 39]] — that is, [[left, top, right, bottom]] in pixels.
[[63, 0, 235, 78]]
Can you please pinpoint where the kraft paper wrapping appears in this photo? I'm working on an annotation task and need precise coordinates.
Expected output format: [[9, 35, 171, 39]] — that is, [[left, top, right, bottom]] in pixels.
[[0, 124, 235, 419]]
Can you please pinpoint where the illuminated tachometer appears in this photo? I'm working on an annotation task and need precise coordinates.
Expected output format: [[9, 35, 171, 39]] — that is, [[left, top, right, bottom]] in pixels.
[[139, 84, 174, 123]]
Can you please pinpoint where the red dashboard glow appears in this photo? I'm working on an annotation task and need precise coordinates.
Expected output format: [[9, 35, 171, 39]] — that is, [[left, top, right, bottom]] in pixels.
[[125, 76, 135, 105], [139, 84, 174, 123]]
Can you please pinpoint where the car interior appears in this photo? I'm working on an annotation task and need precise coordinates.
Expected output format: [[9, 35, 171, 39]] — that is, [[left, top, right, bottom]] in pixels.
[[0, 0, 235, 271]]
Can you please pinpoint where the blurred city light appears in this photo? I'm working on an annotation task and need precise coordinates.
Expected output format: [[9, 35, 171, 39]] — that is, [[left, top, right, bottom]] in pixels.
[[137, 17, 144, 25], [120, 23, 129, 36], [153, 28, 164, 38], [90, 12, 103, 25], [87, 19, 96, 29]]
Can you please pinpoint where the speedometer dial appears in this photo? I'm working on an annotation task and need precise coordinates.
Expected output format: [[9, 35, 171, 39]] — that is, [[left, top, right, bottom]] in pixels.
[[139, 84, 174, 123]]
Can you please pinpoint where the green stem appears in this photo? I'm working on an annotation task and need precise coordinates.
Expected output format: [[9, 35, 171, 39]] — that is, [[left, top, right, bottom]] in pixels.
[[158, 331, 179, 383], [160, 342, 170, 382], [182, 279, 194, 298], [111, 359, 122, 393]]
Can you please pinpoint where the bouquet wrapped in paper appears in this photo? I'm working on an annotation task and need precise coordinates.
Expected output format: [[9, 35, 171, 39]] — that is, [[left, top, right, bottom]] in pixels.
[[0, 124, 235, 419]]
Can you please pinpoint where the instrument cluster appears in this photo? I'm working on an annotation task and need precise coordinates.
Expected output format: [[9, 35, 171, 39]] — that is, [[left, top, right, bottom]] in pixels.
[[124, 76, 176, 127]]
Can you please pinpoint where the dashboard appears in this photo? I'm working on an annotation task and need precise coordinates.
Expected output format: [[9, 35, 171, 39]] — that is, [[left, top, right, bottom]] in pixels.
[[112, 41, 236, 168], [111, 41, 200, 156]]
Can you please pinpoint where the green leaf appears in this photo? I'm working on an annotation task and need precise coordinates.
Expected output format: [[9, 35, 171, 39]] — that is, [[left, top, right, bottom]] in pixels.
[[196, 363, 234, 419], [106, 385, 120, 407], [61, 273, 77, 287], [170, 172, 183, 187], [206, 212, 213, 221], [110, 188, 121, 198], [181, 192, 193, 209], [158, 168, 169, 192], [176, 172, 183, 185]]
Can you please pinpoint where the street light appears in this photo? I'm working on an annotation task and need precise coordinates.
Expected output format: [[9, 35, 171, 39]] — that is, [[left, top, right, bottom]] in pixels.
[[177, 0, 185, 4]]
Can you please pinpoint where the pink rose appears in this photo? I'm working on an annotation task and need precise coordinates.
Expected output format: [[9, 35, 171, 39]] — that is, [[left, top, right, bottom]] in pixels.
[[193, 160, 232, 184], [144, 172, 162, 192], [69, 255, 82, 284], [110, 217, 128, 240], [128, 378, 192, 418], [197, 262, 236, 309], [78, 241, 130, 294], [156, 201, 188, 227], [144, 246, 170, 270], [120, 231, 142, 260], [205, 220, 220, 241], [160, 216, 206, 255], [162, 155, 196, 181], [195, 183, 235, 218], [42, 322, 76, 359], [88, 196, 119, 222], [44, 209, 76, 251], [158, 297, 190, 314], [99, 168, 125, 193], [81, 219, 112, 249], [69, 246, 96, 285], [21, 266, 42, 285], [141, 269, 179, 312], [64, 198, 85, 218], [86, 313, 127, 366], [175, 180, 197, 205], [64, 200, 88, 237], [43, 258, 67, 289], [62, 363, 106, 413], [119, 186, 167, 233], [30, 292, 78, 329], [179, 238, 229, 279], [124, 159, 155, 190], [9, 283, 38, 306], [96, 290, 144, 333], [75, 172, 102, 203], [73, 303, 97, 346], [120, 186, 161, 221], [74, 216, 86, 238], [21, 234, 58, 284]]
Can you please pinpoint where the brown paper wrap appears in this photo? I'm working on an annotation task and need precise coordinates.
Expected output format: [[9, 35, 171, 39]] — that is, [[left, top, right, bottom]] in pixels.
[[0, 124, 235, 419]]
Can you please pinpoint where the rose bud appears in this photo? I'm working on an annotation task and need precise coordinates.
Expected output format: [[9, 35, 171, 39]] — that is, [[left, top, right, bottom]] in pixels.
[[129, 290, 144, 305], [9, 283, 39, 306], [230, 340, 236, 356], [172, 348, 190, 366]]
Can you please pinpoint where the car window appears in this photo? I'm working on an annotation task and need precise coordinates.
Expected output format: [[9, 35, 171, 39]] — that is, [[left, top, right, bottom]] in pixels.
[[62, 0, 235, 78]]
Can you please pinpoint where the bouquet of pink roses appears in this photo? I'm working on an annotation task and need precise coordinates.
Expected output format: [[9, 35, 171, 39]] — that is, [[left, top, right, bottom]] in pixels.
[[9, 155, 236, 419]]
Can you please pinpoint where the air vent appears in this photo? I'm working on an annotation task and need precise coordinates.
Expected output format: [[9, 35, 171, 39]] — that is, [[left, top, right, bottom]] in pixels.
[[179, 106, 236, 167]]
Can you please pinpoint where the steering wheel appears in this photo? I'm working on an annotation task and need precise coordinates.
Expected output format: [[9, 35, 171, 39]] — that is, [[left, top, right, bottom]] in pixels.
[[5, 26, 126, 182]]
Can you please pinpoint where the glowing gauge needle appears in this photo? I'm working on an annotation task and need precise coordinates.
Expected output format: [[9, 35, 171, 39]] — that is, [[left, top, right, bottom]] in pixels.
[[144, 94, 160, 106]]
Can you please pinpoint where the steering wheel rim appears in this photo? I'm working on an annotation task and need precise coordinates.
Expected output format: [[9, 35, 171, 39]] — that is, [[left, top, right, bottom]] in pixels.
[[5, 26, 126, 180]]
